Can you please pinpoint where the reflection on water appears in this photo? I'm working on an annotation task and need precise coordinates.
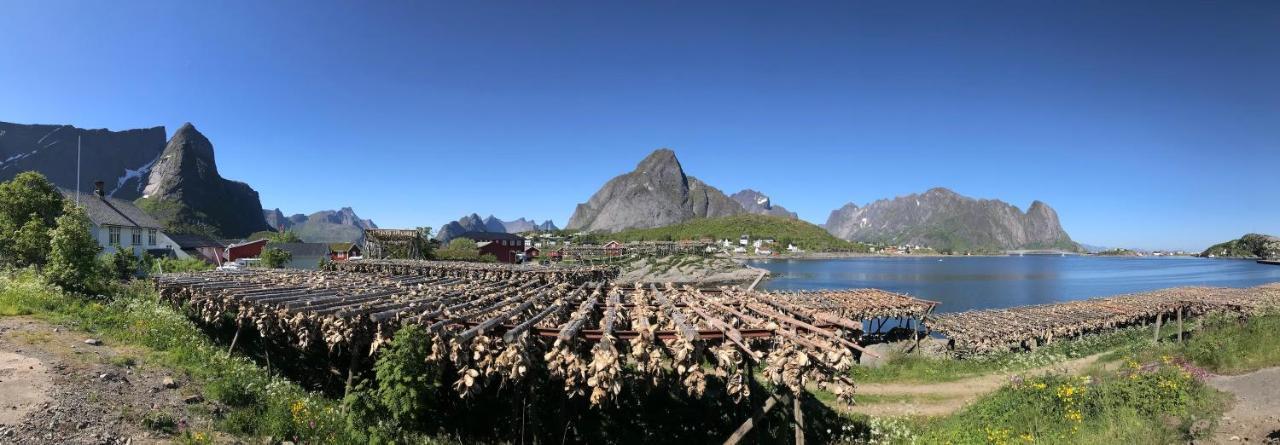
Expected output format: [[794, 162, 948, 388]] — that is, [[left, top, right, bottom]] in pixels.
[[747, 256, 1280, 313]]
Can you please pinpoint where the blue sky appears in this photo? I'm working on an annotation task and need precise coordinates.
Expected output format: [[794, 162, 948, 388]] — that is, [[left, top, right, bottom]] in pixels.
[[1, 1, 1276, 251]]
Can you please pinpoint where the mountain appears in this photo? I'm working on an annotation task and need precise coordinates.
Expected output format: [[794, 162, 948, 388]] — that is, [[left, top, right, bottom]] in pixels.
[[824, 188, 1079, 253], [436, 213, 493, 244], [566, 149, 744, 233], [1200, 233, 1280, 259], [610, 214, 867, 252], [264, 207, 377, 243], [483, 215, 507, 233], [137, 123, 272, 238], [1, 121, 167, 200], [499, 217, 559, 233], [730, 189, 798, 219]]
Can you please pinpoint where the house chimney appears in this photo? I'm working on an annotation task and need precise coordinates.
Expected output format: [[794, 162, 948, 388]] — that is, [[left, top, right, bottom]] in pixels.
[[93, 181, 105, 197]]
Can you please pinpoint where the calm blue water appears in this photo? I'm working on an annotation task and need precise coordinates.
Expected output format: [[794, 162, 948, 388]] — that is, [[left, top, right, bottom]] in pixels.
[[747, 256, 1280, 313]]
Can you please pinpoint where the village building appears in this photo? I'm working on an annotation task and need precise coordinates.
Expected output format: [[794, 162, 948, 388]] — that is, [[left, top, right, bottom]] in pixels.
[[61, 183, 184, 258], [524, 246, 541, 259], [168, 234, 226, 265], [603, 240, 624, 257], [226, 239, 269, 261], [457, 231, 525, 263], [328, 242, 362, 261]]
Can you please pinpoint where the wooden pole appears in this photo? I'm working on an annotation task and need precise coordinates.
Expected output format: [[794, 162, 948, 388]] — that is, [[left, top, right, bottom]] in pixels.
[[1177, 307, 1184, 343], [1153, 313, 1163, 343], [793, 395, 805, 445], [226, 320, 243, 357], [345, 344, 361, 397], [723, 392, 790, 445]]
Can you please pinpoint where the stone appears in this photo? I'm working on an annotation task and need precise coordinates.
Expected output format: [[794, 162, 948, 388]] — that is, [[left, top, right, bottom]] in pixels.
[[84, 339, 101, 346], [162, 377, 178, 389], [182, 394, 203, 404]]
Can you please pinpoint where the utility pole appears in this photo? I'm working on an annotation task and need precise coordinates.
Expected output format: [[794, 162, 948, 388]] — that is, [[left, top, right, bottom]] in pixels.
[[76, 135, 81, 206]]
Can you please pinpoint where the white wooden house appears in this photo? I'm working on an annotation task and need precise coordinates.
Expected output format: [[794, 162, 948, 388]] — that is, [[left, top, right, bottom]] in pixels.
[[62, 183, 186, 258]]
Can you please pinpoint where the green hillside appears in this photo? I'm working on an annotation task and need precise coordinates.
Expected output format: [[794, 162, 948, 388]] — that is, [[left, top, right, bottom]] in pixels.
[[1200, 233, 1280, 258], [600, 214, 869, 252]]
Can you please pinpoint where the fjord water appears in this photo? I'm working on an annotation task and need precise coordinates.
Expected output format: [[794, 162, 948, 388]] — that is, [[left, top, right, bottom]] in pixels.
[[748, 256, 1280, 313]]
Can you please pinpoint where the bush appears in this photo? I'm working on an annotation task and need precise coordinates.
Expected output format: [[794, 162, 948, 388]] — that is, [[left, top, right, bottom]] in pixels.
[[152, 257, 215, 274], [104, 245, 142, 281], [260, 247, 293, 269], [0, 171, 64, 268]]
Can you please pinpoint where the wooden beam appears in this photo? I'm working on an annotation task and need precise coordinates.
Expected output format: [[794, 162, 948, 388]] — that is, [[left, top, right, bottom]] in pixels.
[[723, 392, 791, 445]]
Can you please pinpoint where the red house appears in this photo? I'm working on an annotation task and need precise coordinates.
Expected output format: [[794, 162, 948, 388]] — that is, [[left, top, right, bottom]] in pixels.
[[329, 243, 362, 261], [603, 240, 624, 257], [226, 239, 269, 261], [458, 232, 526, 263]]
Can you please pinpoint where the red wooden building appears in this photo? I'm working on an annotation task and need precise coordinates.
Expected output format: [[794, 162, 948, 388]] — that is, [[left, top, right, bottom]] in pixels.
[[458, 232, 526, 263], [226, 239, 269, 261]]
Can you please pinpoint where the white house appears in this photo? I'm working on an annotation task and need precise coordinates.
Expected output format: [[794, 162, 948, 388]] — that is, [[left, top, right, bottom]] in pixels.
[[62, 183, 187, 259]]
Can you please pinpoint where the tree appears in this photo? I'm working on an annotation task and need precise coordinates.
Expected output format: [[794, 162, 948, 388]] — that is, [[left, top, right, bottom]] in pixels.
[[45, 202, 105, 294], [10, 215, 53, 268], [260, 247, 293, 268], [0, 172, 65, 267]]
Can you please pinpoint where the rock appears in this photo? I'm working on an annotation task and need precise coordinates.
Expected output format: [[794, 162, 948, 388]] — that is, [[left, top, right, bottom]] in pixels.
[[0, 121, 167, 200], [859, 343, 898, 368], [730, 189, 798, 219], [567, 149, 745, 232], [140, 123, 272, 237], [824, 187, 1078, 253], [162, 377, 178, 389], [84, 339, 102, 346], [182, 394, 203, 404]]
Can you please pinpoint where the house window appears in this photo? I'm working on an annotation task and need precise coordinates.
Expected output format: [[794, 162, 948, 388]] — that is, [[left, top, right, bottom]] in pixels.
[[108, 226, 121, 245], [148, 229, 157, 246], [131, 229, 142, 246]]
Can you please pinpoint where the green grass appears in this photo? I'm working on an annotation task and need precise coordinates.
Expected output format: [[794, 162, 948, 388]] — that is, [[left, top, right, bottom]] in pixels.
[[1128, 311, 1280, 375], [0, 271, 351, 443], [603, 214, 871, 252], [908, 368, 1227, 445], [854, 326, 1155, 384]]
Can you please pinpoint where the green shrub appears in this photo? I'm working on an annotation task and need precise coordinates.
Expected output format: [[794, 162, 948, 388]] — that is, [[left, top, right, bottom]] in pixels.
[[152, 257, 215, 274], [260, 247, 293, 269]]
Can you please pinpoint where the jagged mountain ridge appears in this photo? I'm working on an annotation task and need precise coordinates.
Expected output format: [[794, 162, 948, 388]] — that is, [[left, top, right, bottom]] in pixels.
[[264, 207, 377, 243], [824, 188, 1078, 252], [0, 121, 167, 200], [139, 123, 272, 238], [730, 189, 798, 219], [498, 217, 559, 233], [566, 149, 744, 233]]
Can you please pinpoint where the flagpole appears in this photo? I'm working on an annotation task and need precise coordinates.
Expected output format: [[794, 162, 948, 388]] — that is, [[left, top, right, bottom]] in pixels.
[[76, 135, 81, 206]]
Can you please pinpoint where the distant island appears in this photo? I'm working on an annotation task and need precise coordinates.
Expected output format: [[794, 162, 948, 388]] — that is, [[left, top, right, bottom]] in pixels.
[[1200, 233, 1280, 259]]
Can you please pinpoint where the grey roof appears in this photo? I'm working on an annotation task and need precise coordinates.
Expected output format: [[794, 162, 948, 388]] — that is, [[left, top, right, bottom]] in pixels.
[[168, 233, 224, 249], [60, 189, 162, 229], [269, 242, 332, 256]]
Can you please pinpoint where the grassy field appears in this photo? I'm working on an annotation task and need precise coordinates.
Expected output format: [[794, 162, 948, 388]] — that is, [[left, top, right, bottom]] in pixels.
[[0, 271, 358, 444], [843, 310, 1280, 444]]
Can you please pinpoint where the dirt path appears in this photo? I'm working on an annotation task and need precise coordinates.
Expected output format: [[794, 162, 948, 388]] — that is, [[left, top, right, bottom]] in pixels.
[[841, 352, 1115, 417], [1207, 367, 1280, 444], [0, 316, 218, 444]]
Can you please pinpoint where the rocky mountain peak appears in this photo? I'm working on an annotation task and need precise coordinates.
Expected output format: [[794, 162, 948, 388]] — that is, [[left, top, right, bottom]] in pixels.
[[139, 124, 271, 237], [825, 189, 1077, 253], [730, 189, 798, 219], [566, 149, 744, 232]]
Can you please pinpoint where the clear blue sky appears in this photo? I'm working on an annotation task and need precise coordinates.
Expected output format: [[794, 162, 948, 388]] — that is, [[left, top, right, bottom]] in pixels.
[[1, 1, 1276, 251]]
